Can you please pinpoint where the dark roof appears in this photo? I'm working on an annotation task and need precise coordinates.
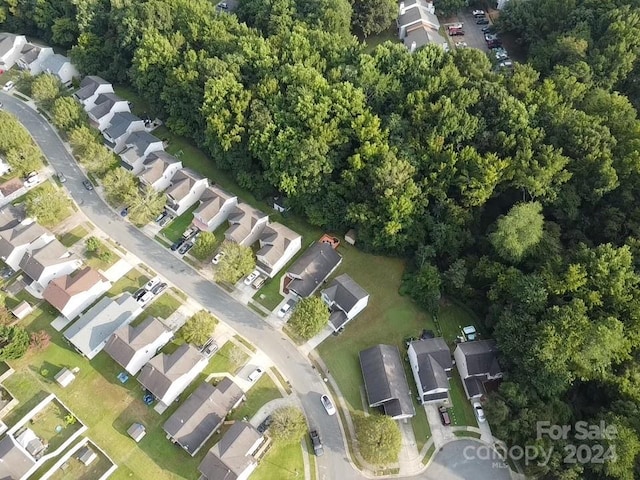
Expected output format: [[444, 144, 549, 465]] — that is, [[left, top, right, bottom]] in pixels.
[[163, 378, 244, 456], [75, 75, 111, 100], [464, 375, 488, 397], [89, 92, 126, 120], [0, 434, 35, 479], [137, 344, 204, 400], [329, 309, 349, 331], [457, 339, 501, 376], [359, 344, 415, 419], [198, 422, 263, 480], [104, 317, 169, 369], [410, 338, 452, 393], [322, 274, 368, 313], [103, 112, 142, 140], [287, 242, 342, 297]]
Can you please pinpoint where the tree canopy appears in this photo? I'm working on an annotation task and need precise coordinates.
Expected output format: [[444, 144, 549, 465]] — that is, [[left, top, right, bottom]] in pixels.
[[179, 310, 217, 346], [287, 296, 329, 340]]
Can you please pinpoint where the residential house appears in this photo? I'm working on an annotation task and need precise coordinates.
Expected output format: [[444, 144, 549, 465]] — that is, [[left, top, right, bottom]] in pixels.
[[0, 33, 27, 72], [87, 93, 131, 132], [74, 76, 114, 110], [137, 344, 209, 409], [359, 344, 415, 420], [40, 53, 79, 86], [403, 24, 448, 52], [63, 294, 142, 360], [139, 151, 183, 192], [198, 421, 265, 480], [0, 156, 11, 177], [104, 316, 173, 375], [163, 378, 245, 456], [255, 223, 301, 278], [16, 44, 54, 75], [397, 0, 447, 52], [224, 203, 268, 247], [0, 220, 53, 271], [285, 242, 342, 298], [19, 239, 82, 292], [454, 339, 503, 399], [321, 274, 369, 332], [191, 185, 237, 232], [119, 131, 164, 175], [102, 111, 145, 153], [0, 432, 37, 480], [43, 266, 111, 320], [0, 177, 26, 207], [165, 168, 209, 217], [408, 338, 453, 404]]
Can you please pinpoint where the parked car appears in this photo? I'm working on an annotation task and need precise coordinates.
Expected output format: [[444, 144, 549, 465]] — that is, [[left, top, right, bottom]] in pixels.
[[482, 26, 495, 33], [499, 60, 514, 68], [476, 18, 490, 25], [2, 81, 15, 92], [212, 251, 225, 264], [133, 288, 146, 301], [151, 282, 167, 295], [252, 276, 266, 290], [244, 269, 260, 285], [178, 241, 194, 255], [82, 179, 94, 191], [257, 416, 272, 434], [144, 277, 161, 292], [248, 368, 263, 382], [277, 299, 295, 318], [159, 215, 171, 227], [473, 402, 486, 422], [137, 290, 155, 306], [170, 239, 184, 251], [120, 207, 129, 217], [310, 430, 324, 456], [455, 42, 468, 48], [201, 338, 219, 357], [218, 1, 228, 8], [472, 9, 486, 16], [439, 406, 451, 426], [155, 211, 167, 223], [57, 172, 66, 183], [182, 227, 197, 239], [449, 29, 465, 36], [320, 394, 336, 416]]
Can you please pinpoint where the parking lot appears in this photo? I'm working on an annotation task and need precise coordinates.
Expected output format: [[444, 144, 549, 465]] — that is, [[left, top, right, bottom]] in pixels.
[[443, 10, 493, 52]]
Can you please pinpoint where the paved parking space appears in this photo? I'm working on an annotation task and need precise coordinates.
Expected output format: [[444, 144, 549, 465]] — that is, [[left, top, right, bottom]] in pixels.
[[426, 439, 512, 480], [442, 10, 492, 52]]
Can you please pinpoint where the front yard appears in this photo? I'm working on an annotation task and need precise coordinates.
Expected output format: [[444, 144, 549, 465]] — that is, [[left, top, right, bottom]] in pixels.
[[252, 440, 304, 480], [159, 204, 199, 243], [143, 292, 182, 320], [107, 268, 148, 297], [229, 375, 282, 421]]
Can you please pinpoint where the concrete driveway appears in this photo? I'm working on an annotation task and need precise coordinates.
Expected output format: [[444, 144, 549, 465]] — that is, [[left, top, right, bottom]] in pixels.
[[424, 404, 456, 448], [444, 10, 492, 52], [425, 439, 512, 480]]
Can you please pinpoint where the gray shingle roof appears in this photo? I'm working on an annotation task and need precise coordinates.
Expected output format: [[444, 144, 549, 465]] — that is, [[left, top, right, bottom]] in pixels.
[[75, 75, 112, 100], [457, 339, 501, 376], [322, 274, 368, 314], [141, 151, 181, 185], [104, 112, 142, 140], [19, 239, 77, 282], [398, 6, 439, 29], [122, 131, 162, 157], [40, 53, 70, 74], [195, 185, 237, 223], [89, 92, 126, 120], [287, 242, 342, 297], [137, 344, 204, 400], [0, 435, 35, 479], [225, 203, 267, 243], [0, 222, 47, 258], [198, 422, 263, 480], [410, 337, 452, 393], [0, 33, 23, 58], [104, 317, 169, 370]]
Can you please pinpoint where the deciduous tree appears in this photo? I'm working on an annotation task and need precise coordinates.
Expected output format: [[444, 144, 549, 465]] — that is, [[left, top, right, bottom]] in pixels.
[[191, 231, 216, 261], [269, 406, 307, 443], [287, 296, 329, 340], [353, 412, 401, 465], [215, 241, 255, 285], [25, 183, 72, 228], [179, 310, 217, 346], [490, 202, 544, 263], [0, 325, 29, 360]]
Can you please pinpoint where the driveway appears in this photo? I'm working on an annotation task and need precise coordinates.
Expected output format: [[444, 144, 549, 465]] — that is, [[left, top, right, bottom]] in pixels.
[[444, 10, 492, 52], [425, 439, 512, 480], [424, 404, 456, 448]]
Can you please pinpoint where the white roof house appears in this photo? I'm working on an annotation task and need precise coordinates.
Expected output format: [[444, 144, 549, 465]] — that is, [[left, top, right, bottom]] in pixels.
[[0, 33, 27, 71], [40, 53, 79, 86], [397, 0, 447, 52], [16, 43, 54, 75]]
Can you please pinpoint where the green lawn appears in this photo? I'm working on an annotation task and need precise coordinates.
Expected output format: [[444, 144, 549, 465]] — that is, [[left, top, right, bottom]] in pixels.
[[29, 399, 83, 452], [362, 24, 400, 53], [203, 342, 249, 375], [229, 375, 282, 421], [107, 269, 148, 297], [144, 293, 182, 320], [437, 300, 480, 344], [233, 334, 256, 353], [253, 275, 284, 311], [448, 373, 478, 427], [83, 248, 118, 271], [47, 445, 113, 480], [252, 440, 304, 480], [58, 224, 90, 248], [160, 204, 198, 243]]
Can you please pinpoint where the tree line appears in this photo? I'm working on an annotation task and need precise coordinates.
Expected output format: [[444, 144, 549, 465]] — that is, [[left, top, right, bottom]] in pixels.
[[4, 0, 640, 477]]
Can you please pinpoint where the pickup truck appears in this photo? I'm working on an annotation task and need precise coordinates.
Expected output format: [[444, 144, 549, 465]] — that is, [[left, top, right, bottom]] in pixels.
[[310, 430, 324, 456]]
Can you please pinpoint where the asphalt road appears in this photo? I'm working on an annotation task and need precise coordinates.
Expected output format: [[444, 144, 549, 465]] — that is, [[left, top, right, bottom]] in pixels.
[[0, 92, 357, 480]]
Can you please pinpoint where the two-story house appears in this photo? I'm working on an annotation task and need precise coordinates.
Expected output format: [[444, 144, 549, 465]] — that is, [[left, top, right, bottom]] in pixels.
[[74, 76, 114, 110], [454, 339, 503, 399], [19, 239, 82, 292], [43, 267, 110, 320], [40, 53, 79, 86], [285, 242, 342, 298], [224, 203, 268, 247], [119, 131, 164, 175], [139, 151, 183, 192], [165, 168, 209, 217], [102, 111, 146, 153], [0, 33, 27, 72], [16, 44, 54, 75], [320, 274, 369, 333], [408, 337, 453, 404], [0, 220, 54, 271], [191, 185, 237, 232], [255, 223, 301, 278], [397, 0, 447, 52], [88, 93, 131, 132]]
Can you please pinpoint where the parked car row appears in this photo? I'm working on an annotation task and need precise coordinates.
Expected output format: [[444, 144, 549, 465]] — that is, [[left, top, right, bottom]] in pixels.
[[243, 269, 265, 289], [133, 276, 167, 306], [169, 226, 200, 255]]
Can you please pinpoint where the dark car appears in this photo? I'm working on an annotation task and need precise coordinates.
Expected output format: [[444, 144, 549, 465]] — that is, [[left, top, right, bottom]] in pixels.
[[133, 288, 146, 301], [449, 30, 465, 36], [82, 179, 94, 190], [439, 406, 451, 426], [257, 416, 272, 434], [476, 18, 490, 25], [151, 282, 167, 295], [310, 430, 324, 456], [178, 242, 193, 255], [420, 329, 435, 340], [170, 239, 184, 251], [120, 207, 129, 217], [155, 211, 167, 223]]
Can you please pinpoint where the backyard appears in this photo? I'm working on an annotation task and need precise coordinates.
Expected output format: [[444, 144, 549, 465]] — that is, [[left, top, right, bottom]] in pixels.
[[47, 443, 113, 480], [27, 399, 83, 453]]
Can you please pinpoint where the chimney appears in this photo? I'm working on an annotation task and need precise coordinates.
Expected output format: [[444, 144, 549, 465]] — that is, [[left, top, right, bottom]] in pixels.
[[399, 2, 405, 14], [410, 41, 417, 53]]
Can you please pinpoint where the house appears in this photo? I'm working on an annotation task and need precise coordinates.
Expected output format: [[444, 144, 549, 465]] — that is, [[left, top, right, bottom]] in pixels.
[[165, 168, 209, 217], [54, 367, 76, 388], [359, 344, 415, 419], [0, 177, 25, 206], [163, 378, 245, 456], [104, 316, 173, 375], [198, 421, 265, 480], [119, 131, 164, 175], [10, 300, 33, 320], [16, 44, 54, 75], [408, 338, 453, 404], [0, 433, 35, 479], [63, 294, 142, 360], [0, 220, 54, 271], [43, 266, 111, 320], [102, 111, 145, 153], [397, 0, 447, 52], [191, 185, 237, 232], [19, 239, 82, 291], [285, 242, 342, 298], [255, 223, 301, 278], [403, 24, 448, 52], [87, 93, 131, 132], [127, 423, 146, 442], [74, 75, 114, 110], [0, 156, 11, 176], [0, 33, 27, 72], [139, 151, 182, 192], [454, 339, 503, 399], [224, 203, 268, 247], [137, 344, 209, 409], [321, 274, 369, 332], [40, 53, 79, 86]]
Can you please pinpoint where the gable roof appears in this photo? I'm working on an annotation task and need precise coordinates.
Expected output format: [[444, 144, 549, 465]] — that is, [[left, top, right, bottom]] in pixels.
[[0, 434, 35, 480], [256, 223, 300, 269], [141, 151, 181, 185], [359, 344, 415, 418], [410, 337, 452, 393], [165, 168, 205, 203], [0, 177, 23, 197], [75, 75, 112, 100], [398, 5, 439, 30], [163, 378, 244, 455], [287, 242, 342, 297], [43, 266, 107, 312], [0, 221, 47, 258], [138, 344, 204, 400], [198, 422, 263, 480], [89, 92, 127, 120], [404, 24, 446, 50], [104, 316, 169, 368], [457, 339, 501, 376], [103, 111, 142, 140], [0, 33, 25, 59], [19, 239, 77, 281], [63, 294, 140, 359], [225, 203, 267, 243], [18, 43, 43, 65], [40, 53, 70, 74], [322, 274, 368, 313], [195, 185, 236, 222]]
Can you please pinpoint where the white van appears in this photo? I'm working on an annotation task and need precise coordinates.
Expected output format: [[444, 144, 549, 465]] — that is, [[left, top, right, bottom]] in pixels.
[[248, 368, 263, 382]]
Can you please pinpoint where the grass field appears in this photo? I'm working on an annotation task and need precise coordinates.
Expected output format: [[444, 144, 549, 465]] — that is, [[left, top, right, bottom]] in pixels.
[[362, 25, 400, 53], [83, 248, 118, 271], [144, 293, 182, 320], [204, 341, 249, 375], [160, 204, 198, 243], [107, 269, 148, 297], [448, 373, 478, 427], [47, 445, 113, 480], [229, 375, 281, 421], [252, 440, 304, 480], [58, 224, 90, 247]]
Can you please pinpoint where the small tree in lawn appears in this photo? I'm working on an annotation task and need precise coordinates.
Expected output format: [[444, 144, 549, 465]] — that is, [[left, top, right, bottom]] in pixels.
[[191, 231, 216, 260], [85, 236, 112, 262], [179, 310, 217, 346], [353, 412, 402, 465], [215, 241, 255, 284], [287, 296, 329, 340], [269, 406, 307, 444], [0, 325, 30, 361], [25, 183, 72, 228], [30, 330, 51, 351]]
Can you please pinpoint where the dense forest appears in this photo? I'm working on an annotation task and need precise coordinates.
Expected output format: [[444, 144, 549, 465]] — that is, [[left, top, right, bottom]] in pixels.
[[3, 0, 640, 477]]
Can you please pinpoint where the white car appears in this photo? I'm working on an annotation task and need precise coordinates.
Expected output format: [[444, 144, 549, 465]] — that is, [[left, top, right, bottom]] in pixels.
[[2, 81, 15, 92], [472, 9, 486, 16], [455, 42, 468, 48], [144, 277, 161, 292], [277, 300, 294, 318], [473, 402, 486, 422], [321, 395, 336, 415], [244, 270, 260, 285], [212, 252, 225, 265]]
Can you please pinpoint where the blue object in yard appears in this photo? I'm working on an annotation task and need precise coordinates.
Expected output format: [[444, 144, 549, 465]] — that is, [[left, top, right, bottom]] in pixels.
[[143, 394, 154, 405], [117, 372, 129, 383], [120, 207, 129, 217], [55, 425, 63, 433]]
